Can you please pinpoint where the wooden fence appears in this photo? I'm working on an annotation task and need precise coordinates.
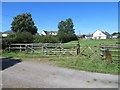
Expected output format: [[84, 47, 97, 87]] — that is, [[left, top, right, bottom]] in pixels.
[[6, 43, 79, 55], [99, 44, 120, 63], [43, 45, 77, 56], [100, 44, 120, 57]]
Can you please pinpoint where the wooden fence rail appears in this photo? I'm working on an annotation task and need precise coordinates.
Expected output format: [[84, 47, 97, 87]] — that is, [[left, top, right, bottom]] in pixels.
[[6, 43, 79, 55], [99, 44, 120, 59]]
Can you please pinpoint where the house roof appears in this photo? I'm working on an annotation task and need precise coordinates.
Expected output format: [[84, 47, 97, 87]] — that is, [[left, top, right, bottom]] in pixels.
[[101, 31, 110, 36], [43, 30, 48, 34], [93, 30, 110, 36], [43, 30, 58, 35]]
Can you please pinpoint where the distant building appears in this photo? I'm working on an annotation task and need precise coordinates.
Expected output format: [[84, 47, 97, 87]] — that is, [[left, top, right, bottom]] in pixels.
[[112, 33, 119, 39], [85, 34, 93, 40], [41, 30, 58, 36], [2, 33, 8, 37], [2, 30, 12, 38], [78, 34, 93, 40], [92, 30, 111, 40]]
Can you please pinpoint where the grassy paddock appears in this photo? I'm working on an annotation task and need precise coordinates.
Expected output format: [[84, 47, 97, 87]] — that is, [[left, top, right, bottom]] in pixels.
[[2, 39, 119, 74], [63, 39, 118, 47]]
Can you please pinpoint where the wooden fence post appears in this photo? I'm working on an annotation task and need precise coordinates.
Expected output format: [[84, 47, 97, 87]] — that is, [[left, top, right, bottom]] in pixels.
[[77, 44, 80, 55], [20, 45, 22, 52], [9, 44, 10, 52]]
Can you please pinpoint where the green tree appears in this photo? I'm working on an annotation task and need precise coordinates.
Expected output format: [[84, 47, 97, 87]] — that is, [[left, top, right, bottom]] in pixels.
[[58, 18, 77, 43], [11, 13, 38, 35], [14, 32, 33, 43]]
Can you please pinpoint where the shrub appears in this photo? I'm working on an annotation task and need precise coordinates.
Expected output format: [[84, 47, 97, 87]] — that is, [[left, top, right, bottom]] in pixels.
[[13, 32, 33, 43], [2, 32, 33, 50], [34, 35, 59, 43]]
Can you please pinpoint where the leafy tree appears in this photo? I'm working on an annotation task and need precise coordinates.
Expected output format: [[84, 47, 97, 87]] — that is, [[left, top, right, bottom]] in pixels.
[[11, 13, 38, 35], [13, 32, 33, 43], [58, 18, 77, 43]]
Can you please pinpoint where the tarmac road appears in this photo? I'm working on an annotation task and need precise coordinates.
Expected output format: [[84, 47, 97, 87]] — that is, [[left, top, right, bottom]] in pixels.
[[2, 60, 119, 88]]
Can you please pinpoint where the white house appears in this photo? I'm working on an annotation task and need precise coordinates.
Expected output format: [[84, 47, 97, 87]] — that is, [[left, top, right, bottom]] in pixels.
[[85, 34, 93, 40], [2, 30, 12, 38], [2, 33, 8, 37], [112, 35, 118, 39], [41, 30, 47, 35], [41, 30, 57, 36], [92, 30, 111, 40], [112, 34, 119, 39]]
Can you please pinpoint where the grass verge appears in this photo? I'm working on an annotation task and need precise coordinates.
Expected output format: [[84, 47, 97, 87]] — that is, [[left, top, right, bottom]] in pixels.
[[2, 52, 119, 75]]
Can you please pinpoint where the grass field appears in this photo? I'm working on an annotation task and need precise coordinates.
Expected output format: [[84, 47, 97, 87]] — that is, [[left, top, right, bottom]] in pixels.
[[2, 39, 119, 74], [63, 39, 118, 47]]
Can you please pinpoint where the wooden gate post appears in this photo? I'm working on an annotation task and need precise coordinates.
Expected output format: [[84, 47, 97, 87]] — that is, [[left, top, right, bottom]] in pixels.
[[20, 45, 22, 52], [9, 44, 10, 52], [77, 44, 80, 55]]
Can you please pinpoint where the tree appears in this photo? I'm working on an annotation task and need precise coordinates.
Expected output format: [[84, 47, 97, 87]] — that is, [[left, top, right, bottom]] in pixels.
[[14, 32, 33, 43], [11, 13, 38, 35], [58, 18, 77, 43]]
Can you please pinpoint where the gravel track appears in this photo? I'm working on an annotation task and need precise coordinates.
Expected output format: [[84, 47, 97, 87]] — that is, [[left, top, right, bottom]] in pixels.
[[2, 60, 119, 88]]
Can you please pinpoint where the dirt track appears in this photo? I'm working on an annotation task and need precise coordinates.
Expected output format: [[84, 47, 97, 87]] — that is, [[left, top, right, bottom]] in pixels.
[[2, 60, 119, 88]]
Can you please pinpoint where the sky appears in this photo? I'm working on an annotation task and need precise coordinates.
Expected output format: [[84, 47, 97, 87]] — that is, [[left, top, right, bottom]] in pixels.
[[2, 2, 118, 35]]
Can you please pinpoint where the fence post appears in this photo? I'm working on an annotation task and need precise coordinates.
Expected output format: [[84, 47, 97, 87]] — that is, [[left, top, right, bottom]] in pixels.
[[20, 45, 22, 52], [77, 44, 80, 55], [9, 44, 10, 52], [25, 45, 28, 53], [99, 44, 113, 63]]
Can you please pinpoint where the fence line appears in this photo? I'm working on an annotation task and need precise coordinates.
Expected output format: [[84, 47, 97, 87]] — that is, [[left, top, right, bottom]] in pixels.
[[99, 44, 120, 59], [7, 43, 79, 55]]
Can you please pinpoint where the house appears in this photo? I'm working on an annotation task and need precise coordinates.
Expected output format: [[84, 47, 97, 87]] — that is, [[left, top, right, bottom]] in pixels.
[[2, 30, 12, 38], [85, 34, 93, 40], [112, 34, 118, 39], [78, 34, 93, 40], [41, 30, 58, 36], [2, 33, 8, 37], [92, 30, 111, 40], [112, 32, 120, 39], [78, 34, 86, 40]]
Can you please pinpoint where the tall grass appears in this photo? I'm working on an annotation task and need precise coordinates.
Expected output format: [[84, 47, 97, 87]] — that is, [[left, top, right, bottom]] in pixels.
[[48, 55, 119, 75]]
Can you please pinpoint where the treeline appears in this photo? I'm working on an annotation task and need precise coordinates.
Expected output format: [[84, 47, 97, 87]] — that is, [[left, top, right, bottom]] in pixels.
[[2, 13, 77, 49]]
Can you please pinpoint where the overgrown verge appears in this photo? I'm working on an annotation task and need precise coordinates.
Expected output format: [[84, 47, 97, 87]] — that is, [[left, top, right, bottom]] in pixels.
[[2, 52, 119, 75]]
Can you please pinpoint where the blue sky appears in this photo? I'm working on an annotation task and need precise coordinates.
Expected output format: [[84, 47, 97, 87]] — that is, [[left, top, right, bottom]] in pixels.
[[2, 2, 118, 34]]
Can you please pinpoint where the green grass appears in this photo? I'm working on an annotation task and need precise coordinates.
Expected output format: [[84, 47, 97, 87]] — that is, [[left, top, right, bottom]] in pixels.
[[48, 56, 119, 75], [2, 51, 46, 58], [63, 39, 118, 47], [63, 39, 119, 61], [2, 51, 119, 75], [2, 39, 119, 75]]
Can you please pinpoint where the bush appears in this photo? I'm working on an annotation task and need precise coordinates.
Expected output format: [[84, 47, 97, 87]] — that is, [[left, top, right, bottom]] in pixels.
[[58, 33, 77, 43], [34, 35, 59, 43], [13, 32, 33, 43], [2, 32, 33, 49]]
